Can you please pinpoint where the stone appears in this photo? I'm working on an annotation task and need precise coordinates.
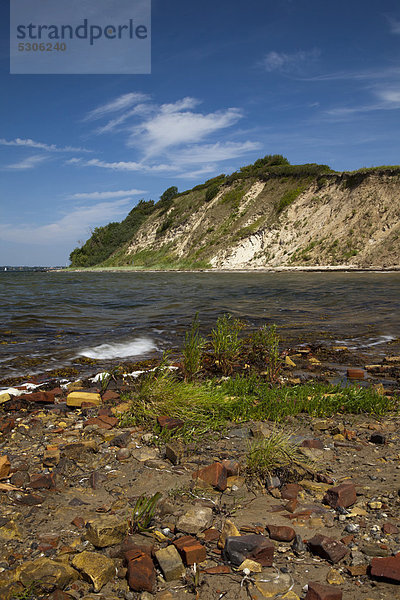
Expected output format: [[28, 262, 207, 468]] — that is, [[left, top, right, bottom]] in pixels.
[[130, 447, 159, 462], [218, 519, 240, 549], [251, 422, 272, 438], [370, 555, 400, 582], [86, 516, 129, 547], [292, 534, 306, 556], [304, 581, 342, 600], [0, 392, 11, 404], [43, 446, 61, 467], [30, 472, 57, 490], [176, 506, 213, 534], [285, 356, 296, 367], [369, 432, 386, 445], [301, 439, 324, 449], [72, 551, 115, 592], [173, 535, 207, 565], [0, 455, 11, 479], [238, 559, 262, 572], [112, 431, 132, 447], [254, 571, 293, 598], [165, 442, 184, 465], [155, 545, 185, 581], [383, 522, 399, 535], [323, 482, 356, 509], [266, 525, 296, 542], [201, 565, 231, 574], [326, 568, 344, 585], [62, 440, 98, 460], [223, 535, 274, 567], [71, 516, 85, 529], [14, 491, 45, 505], [15, 558, 78, 590], [126, 551, 156, 592], [20, 391, 56, 403], [280, 483, 301, 500], [347, 565, 368, 576], [116, 448, 131, 461], [346, 368, 364, 379], [221, 459, 240, 476], [157, 416, 184, 431], [121, 534, 154, 558], [67, 391, 102, 407], [285, 498, 298, 513], [0, 519, 22, 541], [308, 535, 349, 564], [192, 462, 227, 491]]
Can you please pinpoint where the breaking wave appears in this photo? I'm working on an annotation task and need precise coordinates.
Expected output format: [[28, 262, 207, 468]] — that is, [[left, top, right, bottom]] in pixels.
[[79, 337, 157, 360]]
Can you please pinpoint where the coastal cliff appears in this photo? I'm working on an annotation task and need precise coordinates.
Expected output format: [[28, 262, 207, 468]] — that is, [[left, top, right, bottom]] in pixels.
[[69, 157, 400, 269]]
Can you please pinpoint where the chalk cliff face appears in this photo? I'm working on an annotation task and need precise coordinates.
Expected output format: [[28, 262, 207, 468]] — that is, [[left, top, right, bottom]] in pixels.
[[70, 163, 400, 269]]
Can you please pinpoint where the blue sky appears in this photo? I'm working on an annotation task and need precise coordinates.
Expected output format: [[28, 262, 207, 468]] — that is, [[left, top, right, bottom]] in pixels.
[[1, 0, 400, 265]]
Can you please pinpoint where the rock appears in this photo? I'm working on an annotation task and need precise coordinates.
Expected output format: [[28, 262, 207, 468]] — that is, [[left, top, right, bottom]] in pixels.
[[304, 581, 342, 600], [43, 446, 61, 467], [223, 535, 274, 567], [165, 442, 184, 465], [173, 535, 207, 565], [30, 472, 57, 490], [285, 498, 298, 513], [285, 355, 296, 367], [112, 431, 132, 447], [265, 474, 281, 489], [251, 422, 272, 438], [0, 519, 22, 541], [126, 551, 156, 592], [130, 447, 159, 462], [192, 462, 227, 491], [72, 551, 115, 592], [221, 459, 240, 475], [157, 416, 184, 431], [254, 571, 293, 598], [238, 559, 262, 572], [85, 415, 118, 429], [347, 565, 368, 576], [15, 558, 78, 591], [326, 568, 344, 585], [86, 516, 129, 547], [301, 439, 324, 449], [155, 545, 185, 581], [323, 482, 356, 508], [383, 522, 399, 535], [20, 391, 56, 403], [281, 483, 301, 500], [369, 433, 386, 445], [62, 440, 98, 460], [370, 555, 400, 581], [121, 534, 154, 558], [346, 368, 364, 380], [0, 392, 11, 404], [67, 391, 102, 407], [292, 534, 306, 556], [218, 519, 240, 549], [0, 455, 11, 479], [176, 506, 213, 534], [266, 525, 296, 542], [116, 448, 131, 461], [308, 535, 349, 564], [201, 565, 231, 574]]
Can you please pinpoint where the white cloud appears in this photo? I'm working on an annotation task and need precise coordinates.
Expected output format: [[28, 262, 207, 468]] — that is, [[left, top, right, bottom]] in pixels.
[[261, 49, 320, 72], [0, 199, 132, 245], [6, 155, 49, 170], [169, 141, 262, 165], [387, 16, 400, 34], [130, 100, 243, 156], [95, 104, 151, 134], [0, 137, 90, 153], [325, 86, 400, 118], [69, 189, 146, 200], [84, 92, 149, 121]]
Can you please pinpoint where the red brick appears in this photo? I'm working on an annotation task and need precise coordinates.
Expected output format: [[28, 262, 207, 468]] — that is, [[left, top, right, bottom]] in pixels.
[[30, 472, 57, 490], [71, 516, 85, 529], [305, 581, 342, 600], [203, 528, 220, 542], [370, 555, 400, 582], [201, 565, 230, 574], [308, 534, 349, 564], [192, 462, 228, 491], [347, 368, 364, 379], [102, 390, 120, 401], [281, 483, 301, 500], [157, 416, 184, 431], [20, 391, 56, 403], [126, 551, 156, 592], [220, 459, 240, 476], [323, 482, 356, 508], [174, 535, 207, 565], [266, 525, 296, 542], [285, 498, 298, 513]]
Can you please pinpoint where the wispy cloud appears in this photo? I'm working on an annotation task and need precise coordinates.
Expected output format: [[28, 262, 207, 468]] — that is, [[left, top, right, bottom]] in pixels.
[[261, 49, 320, 73], [84, 92, 149, 121], [0, 137, 90, 153], [69, 189, 146, 200], [5, 154, 49, 170], [0, 199, 132, 245], [325, 86, 400, 118], [386, 15, 400, 34]]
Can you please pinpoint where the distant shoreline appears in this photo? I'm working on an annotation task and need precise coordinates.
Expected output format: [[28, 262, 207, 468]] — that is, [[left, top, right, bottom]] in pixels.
[[59, 265, 400, 273]]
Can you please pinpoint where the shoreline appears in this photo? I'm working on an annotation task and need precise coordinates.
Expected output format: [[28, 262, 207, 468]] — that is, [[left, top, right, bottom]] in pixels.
[[60, 265, 400, 273]]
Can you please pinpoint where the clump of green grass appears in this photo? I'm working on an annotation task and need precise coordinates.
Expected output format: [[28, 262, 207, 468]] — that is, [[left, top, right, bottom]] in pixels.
[[129, 492, 161, 533], [249, 324, 283, 383], [182, 313, 205, 381], [246, 428, 305, 482], [211, 314, 244, 375]]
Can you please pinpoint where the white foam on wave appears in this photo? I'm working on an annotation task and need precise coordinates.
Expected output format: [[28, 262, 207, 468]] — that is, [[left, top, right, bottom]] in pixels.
[[334, 335, 396, 350], [79, 337, 157, 360]]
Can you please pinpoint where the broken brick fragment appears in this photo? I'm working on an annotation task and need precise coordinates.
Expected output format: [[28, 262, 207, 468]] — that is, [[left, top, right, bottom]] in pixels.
[[308, 534, 349, 563], [323, 482, 356, 509], [305, 581, 342, 600], [370, 554, 400, 582], [192, 462, 228, 491], [174, 535, 207, 565], [126, 550, 156, 592], [157, 416, 184, 431], [266, 525, 296, 542]]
